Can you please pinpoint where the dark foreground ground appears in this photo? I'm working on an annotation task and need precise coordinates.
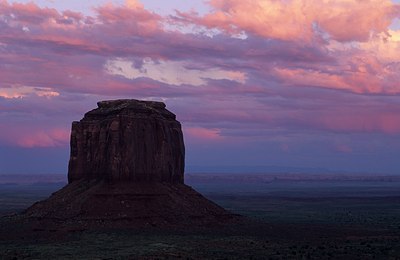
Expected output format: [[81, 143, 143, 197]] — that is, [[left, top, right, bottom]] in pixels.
[[0, 173, 400, 259]]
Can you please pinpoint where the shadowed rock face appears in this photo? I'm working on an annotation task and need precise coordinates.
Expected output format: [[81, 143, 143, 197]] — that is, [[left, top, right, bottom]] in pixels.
[[24, 99, 239, 228], [68, 99, 185, 184]]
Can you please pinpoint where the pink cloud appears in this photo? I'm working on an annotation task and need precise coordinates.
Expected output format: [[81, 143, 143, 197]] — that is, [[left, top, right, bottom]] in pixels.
[[0, 86, 59, 99], [274, 68, 350, 91], [306, 108, 400, 134], [273, 47, 400, 94], [1, 0, 398, 97], [0, 1, 59, 24], [95, 1, 162, 36], [3, 128, 70, 148], [185, 127, 223, 141], [17, 129, 69, 148], [179, 0, 399, 42], [335, 144, 352, 153]]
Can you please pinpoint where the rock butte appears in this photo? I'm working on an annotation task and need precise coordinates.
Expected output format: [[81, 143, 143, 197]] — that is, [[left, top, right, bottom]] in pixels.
[[24, 99, 238, 228], [68, 99, 185, 184]]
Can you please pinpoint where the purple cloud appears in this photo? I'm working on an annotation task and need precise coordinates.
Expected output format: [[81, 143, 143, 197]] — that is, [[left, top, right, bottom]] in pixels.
[[0, 0, 400, 174]]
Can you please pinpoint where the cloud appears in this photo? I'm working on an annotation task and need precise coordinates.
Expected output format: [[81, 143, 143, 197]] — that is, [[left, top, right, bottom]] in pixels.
[[0, 0, 400, 155], [105, 57, 246, 86], [177, 0, 400, 42], [95, 0, 162, 36], [16, 128, 70, 148], [0, 121, 70, 148], [125, 0, 143, 10], [359, 29, 400, 63], [0, 86, 59, 99], [185, 127, 223, 142]]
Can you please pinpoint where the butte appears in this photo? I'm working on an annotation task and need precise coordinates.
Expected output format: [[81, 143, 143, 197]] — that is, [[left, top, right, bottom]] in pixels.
[[24, 99, 237, 228]]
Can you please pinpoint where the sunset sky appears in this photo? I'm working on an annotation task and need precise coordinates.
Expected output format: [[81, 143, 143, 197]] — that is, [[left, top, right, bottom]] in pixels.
[[1, 0, 400, 174]]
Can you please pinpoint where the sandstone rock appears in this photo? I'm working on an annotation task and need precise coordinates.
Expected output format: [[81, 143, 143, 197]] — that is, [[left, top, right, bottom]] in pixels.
[[68, 99, 185, 184], [23, 99, 239, 228]]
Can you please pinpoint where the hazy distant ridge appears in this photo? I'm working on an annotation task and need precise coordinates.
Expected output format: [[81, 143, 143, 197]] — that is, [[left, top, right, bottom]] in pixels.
[[0, 174, 66, 185], [186, 173, 400, 183], [1, 173, 400, 185]]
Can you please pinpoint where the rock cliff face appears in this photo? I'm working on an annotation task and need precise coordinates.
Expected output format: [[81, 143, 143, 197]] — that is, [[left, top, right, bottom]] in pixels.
[[68, 99, 184, 184], [24, 99, 238, 228]]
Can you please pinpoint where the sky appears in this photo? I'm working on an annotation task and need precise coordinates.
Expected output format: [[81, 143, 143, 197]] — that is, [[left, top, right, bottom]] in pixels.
[[1, 0, 400, 175]]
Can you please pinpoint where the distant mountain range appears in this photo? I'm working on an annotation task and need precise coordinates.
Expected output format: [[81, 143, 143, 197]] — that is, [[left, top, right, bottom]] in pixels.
[[186, 165, 358, 174], [0, 174, 67, 185], [1, 172, 400, 185], [185, 173, 400, 183]]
